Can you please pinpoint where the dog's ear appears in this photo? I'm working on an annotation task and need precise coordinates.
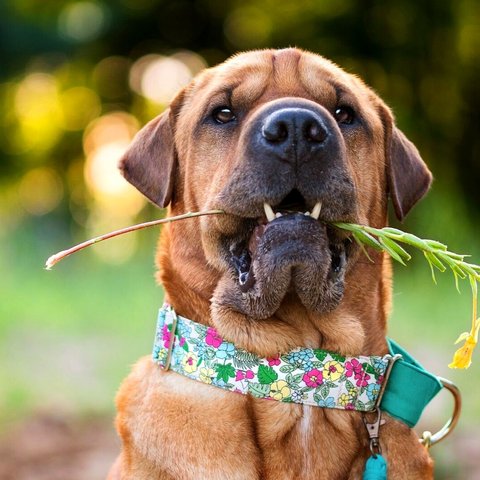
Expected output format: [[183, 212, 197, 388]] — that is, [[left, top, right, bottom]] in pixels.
[[382, 108, 433, 221], [119, 109, 176, 208]]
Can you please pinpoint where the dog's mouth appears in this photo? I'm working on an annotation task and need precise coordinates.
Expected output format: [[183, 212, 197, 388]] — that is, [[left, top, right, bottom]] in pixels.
[[226, 188, 353, 297]]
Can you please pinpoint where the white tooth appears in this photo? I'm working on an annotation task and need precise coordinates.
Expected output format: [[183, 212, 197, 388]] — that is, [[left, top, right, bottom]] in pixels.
[[275, 212, 283, 218], [311, 202, 322, 220], [263, 203, 275, 222]]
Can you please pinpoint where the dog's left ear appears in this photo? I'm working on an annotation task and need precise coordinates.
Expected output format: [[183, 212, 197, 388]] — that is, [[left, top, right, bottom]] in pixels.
[[382, 108, 433, 221]]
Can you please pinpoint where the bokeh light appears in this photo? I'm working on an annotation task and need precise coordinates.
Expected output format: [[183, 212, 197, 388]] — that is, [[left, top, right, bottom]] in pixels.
[[83, 112, 146, 264], [129, 52, 205, 104], [13, 73, 62, 155], [60, 86, 101, 131], [92, 56, 131, 100], [58, 1, 107, 43], [18, 167, 64, 216]]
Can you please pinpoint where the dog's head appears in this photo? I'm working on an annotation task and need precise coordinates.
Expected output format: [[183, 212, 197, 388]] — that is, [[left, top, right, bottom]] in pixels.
[[121, 48, 431, 322]]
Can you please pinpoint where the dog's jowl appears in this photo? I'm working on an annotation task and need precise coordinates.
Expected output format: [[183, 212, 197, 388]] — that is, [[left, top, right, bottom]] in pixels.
[[108, 48, 434, 480]]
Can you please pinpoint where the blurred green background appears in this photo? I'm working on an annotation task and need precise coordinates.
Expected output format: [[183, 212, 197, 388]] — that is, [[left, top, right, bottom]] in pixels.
[[0, 0, 479, 478]]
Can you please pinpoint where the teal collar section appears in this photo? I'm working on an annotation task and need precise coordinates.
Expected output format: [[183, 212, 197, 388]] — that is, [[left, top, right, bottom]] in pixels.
[[152, 305, 443, 427], [380, 339, 443, 427]]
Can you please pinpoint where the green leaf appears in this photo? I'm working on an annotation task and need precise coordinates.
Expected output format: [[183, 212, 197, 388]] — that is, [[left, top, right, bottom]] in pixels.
[[380, 227, 406, 238], [391, 232, 429, 250], [248, 382, 270, 398], [332, 222, 357, 232], [378, 237, 406, 265], [320, 384, 329, 398], [381, 236, 411, 261], [453, 270, 461, 293], [355, 400, 366, 410], [279, 364, 295, 374], [194, 324, 206, 335], [424, 252, 437, 284], [330, 353, 346, 362], [442, 255, 467, 279], [215, 364, 236, 383], [352, 229, 383, 251], [469, 274, 478, 298], [232, 351, 260, 370], [463, 263, 480, 279], [292, 373, 304, 384], [258, 364, 278, 384], [314, 350, 328, 362], [363, 363, 376, 375], [424, 239, 448, 251], [353, 234, 374, 262], [446, 251, 468, 261], [345, 380, 355, 392], [424, 251, 446, 272]]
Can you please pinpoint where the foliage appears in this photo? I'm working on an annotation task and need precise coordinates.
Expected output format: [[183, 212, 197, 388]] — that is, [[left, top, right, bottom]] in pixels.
[[335, 222, 480, 369]]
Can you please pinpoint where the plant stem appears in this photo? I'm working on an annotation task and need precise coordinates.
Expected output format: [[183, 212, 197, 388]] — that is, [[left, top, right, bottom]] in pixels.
[[45, 209, 224, 270]]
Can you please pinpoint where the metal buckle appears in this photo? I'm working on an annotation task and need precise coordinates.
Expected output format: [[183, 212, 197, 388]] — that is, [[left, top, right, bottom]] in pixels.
[[420, 377, 462, 449], [374, 353, 403, 410], [162, 309, 178, 371]]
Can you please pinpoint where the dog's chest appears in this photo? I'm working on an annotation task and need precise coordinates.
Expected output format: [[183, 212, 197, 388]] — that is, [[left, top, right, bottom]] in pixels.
[[118, 358, 365, 479], [250, 398, 363, 479]]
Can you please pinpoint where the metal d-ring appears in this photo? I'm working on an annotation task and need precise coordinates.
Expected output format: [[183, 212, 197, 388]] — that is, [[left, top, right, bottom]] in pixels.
[[420, 377, 462, 448]]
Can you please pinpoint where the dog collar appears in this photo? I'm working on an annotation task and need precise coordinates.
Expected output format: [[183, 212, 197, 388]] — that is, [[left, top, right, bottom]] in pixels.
[[152, 304, 442, 427]]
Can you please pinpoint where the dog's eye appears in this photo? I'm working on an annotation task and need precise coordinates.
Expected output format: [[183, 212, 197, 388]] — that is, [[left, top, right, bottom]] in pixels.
[[334, 106, 355, 125], [213, 107, 236, 124]]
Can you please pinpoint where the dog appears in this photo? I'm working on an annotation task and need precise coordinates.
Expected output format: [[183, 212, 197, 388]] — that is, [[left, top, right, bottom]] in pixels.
[[108, 48, 434, 479]]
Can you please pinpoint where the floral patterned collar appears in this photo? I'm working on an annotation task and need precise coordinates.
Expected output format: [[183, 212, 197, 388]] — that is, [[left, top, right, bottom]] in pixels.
[[152, 304, 443, 426]]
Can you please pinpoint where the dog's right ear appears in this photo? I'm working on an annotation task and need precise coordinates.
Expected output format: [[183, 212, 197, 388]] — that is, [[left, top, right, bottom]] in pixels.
[[119, 108, 176, 208]]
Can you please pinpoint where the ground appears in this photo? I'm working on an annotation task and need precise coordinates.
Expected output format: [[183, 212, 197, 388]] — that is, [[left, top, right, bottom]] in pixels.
[[0, 414, 118, 480], [1, 411, 480, 480]]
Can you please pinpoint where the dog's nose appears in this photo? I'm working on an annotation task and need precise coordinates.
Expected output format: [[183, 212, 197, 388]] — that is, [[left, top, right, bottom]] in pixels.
[[261, 108, 329, 146]]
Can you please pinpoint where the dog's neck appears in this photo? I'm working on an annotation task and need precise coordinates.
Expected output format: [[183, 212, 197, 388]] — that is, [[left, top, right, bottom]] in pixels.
[[157, 214, 391, 358]]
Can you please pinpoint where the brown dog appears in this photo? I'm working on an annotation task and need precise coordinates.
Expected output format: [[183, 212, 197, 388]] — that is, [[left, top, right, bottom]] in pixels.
[[109, 48, 433, 479]]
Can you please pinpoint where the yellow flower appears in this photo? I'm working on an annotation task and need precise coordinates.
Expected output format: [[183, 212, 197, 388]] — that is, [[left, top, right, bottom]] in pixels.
[[323, 361, 345, 382], [181, 352, 198, 373], [339, 393, 351, 407], [449, 334, 477, 369], [270, 380, 291, 401], [199, 367, 215, 384], [449, 314, 480, 369]]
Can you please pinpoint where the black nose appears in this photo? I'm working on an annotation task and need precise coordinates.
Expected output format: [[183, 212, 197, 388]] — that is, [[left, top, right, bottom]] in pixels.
[[261, 108, 328, 145]]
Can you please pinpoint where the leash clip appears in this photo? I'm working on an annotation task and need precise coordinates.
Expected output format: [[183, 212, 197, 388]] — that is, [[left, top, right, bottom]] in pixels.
[[363, 408, 386, 456], [362, 354, 401, 457]]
